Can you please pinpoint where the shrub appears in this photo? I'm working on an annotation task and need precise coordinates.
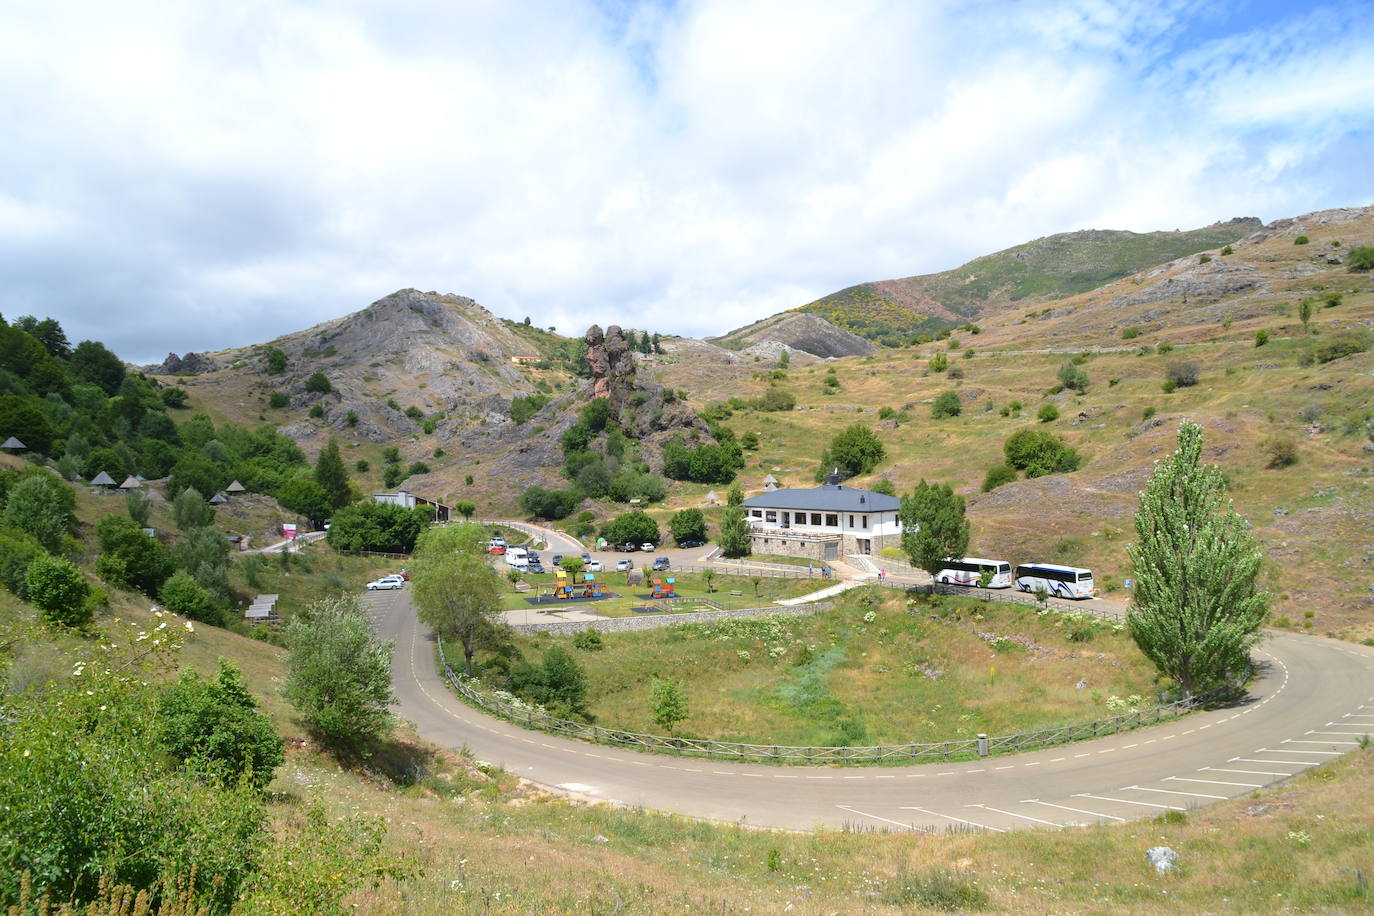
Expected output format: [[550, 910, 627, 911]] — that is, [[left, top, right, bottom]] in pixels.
[[930, 390, 961, 419], [1264, 437, 1298, 469], [355, 459, 369, 472], [1037, 403, 1059, 423], [1142, 406, 1156, 420], [160, 387, 189, 408], [155, 660, 284, 790], [1294, 235, 1309, 245], [519, 486, 580, 520], [304, 372, 331, 394], [26, 554, 91, 628], [1003, 428, 1081, 477], [1220, 245, 1233, 256], [282, 595, 395, 745], [0, 526, 45, 598], [1121, 326, 1140, 340], [928, 352, 948, 373], [159, 570, 217, 623], [1198, 254, 1211, 264], [981, 463, 1017, 492], [1157, 342, 1174, 354], [1347, 246, 1374, 271], [308, 404, 324, 418], [816, 424, 886, 480], [510, 645, 590, 720], [600, 510, 659, 547], [268, 391, 288, 408], [1057, 361, 1089, 392], [1166, 360, 1199, 387], [572, 628, 604, 652], [1162, 379, 1177, 393], [884, 868, 989, 911], [1255, 329, 1269, 347], [1312, 332, 1370, 364], [1323, 291, 1343, 308]]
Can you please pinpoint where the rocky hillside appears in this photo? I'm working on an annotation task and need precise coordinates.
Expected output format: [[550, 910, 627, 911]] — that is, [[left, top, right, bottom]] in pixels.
[[788, 217, 1263, 346], [710, 311, 877, 358]]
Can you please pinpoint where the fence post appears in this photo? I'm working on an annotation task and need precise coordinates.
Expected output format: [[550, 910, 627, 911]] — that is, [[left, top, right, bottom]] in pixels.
[[976, 734, 989, 757]]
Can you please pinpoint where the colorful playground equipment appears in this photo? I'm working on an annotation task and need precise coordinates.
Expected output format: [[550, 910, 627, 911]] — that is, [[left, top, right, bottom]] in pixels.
[[649, 577, 676, 599], [553, 569, 575, 600], [581, 573, 606, 598]]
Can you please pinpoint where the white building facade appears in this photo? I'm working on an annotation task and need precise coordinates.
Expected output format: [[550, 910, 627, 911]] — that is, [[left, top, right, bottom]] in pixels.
[[742, 478, 902, 561]]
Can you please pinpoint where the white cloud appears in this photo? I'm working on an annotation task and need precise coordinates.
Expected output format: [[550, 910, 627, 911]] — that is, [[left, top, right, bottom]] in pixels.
[[0, 0, 1370, 362]]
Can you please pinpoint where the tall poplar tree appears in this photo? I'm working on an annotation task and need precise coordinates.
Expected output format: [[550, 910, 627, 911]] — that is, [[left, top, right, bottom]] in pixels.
[[899, 480, 970, 576], [717, 505, 751, 558], [314, 438, 352, 512], [1127, 421, 1268, 698]]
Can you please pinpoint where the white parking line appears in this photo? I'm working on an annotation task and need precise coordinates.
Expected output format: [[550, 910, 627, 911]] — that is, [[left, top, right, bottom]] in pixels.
[[968, 804, 1062, 828], [1023, 799, 1125, 822], [1261, 748, 1342, 755], [1204, 767, 1291, 777], [1283, 739, 1359, 746], [1309, 731, 1371, 737], [1166, 776, 1262, 789], [1074, 793, 1183, 811], [1231, 758, 1319, 766], [1128, 785, 1227, 800], [835, 805, 915, 831], [901, 806, 1005, 832]]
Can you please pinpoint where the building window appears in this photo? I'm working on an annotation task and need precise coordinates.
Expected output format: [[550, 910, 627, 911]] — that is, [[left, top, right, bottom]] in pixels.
[[781, 512, 790, 526], [848, 515, 854, 528], [765, 511, 777, 523], [825, 514, 838, 527], [810, 513, 822, 526], [862, 515, 868, 529], [750, 509, 763, 519]]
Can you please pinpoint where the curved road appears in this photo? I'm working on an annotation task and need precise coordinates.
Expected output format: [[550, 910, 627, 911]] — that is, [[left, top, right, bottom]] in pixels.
[[370, 553, 1374, 832]]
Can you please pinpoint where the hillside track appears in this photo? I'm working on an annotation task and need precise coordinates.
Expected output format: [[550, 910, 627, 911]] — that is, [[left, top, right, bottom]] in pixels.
[[368, 589, 1374, 832]]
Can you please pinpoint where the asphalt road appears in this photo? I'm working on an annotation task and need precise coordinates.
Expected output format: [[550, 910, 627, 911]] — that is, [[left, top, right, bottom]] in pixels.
[[367, 584, 1374, 832]]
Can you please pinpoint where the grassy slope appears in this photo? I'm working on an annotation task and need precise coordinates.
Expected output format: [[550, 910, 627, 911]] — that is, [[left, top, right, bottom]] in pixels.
[[794, 219, 1263, 343]]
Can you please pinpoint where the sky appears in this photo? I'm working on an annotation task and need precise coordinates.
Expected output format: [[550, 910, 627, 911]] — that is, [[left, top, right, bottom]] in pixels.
[[2, 0, 1372, 364]]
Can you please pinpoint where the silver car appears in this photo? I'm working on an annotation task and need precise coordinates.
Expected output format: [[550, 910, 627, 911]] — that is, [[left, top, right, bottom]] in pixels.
[[366, 576, 405, 590]]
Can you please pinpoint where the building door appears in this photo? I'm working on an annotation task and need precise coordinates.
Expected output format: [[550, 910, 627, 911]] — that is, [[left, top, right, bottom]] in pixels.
[[859, 539, 871, 555], [823, 542, 839, 560]]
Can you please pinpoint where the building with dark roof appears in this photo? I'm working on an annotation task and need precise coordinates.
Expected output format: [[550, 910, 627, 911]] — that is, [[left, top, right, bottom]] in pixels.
[[742, 473, 902, 561]]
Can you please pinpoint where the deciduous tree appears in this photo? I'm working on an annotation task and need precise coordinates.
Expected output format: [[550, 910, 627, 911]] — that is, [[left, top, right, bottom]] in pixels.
[[899, 480, 970, 576], [1127, 421, 1269, 698], [411, 523, 508, 676], [283, 594, 395, 745]]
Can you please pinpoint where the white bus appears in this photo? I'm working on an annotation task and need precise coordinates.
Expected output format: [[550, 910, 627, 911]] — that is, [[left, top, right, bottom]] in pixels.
[[1014, 563, 1095, 600], [934, 557, 1012, 589]]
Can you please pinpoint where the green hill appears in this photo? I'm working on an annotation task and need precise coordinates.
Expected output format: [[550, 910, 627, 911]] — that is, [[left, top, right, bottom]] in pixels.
[[797, 217, 1262, 345]]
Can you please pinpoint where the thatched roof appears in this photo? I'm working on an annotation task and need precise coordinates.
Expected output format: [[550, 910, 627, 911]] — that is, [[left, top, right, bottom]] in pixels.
[[118, 476, 142, 490], [226, 480, 245, 492], [762, 474, 778, 484], [89, 471, 117, 487]]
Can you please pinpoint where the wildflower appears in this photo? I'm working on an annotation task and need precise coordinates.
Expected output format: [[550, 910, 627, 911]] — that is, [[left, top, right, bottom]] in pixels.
[[184, 621, 195, 632]]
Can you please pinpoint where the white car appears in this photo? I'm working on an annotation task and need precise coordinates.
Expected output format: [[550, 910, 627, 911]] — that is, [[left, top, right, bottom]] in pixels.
[[640, 543, 656, 552], [366, 576, 405, 590], [585, 560, 603, 572]]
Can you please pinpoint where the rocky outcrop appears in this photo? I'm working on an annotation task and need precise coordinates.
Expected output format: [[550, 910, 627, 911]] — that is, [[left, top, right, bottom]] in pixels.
[[713, 312, 877, 359], [585, 324, 637, 402], [152, 352, 215, 374]]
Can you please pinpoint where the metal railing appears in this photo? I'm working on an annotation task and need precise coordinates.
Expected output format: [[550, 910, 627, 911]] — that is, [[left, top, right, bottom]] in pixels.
[[437, 635, 1208, 766]]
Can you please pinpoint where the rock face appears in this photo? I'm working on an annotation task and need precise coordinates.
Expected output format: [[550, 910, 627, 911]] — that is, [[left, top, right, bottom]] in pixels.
[[153, 352, 215, 374], [713, 312, 877, 359], [585, 324, 636, 401]]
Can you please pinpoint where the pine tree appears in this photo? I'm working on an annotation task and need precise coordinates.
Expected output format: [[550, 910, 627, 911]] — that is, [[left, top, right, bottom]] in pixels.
[[314, 438, 352, 512], [898, 480, 970, 576], [1127, 421, 1269, 698]]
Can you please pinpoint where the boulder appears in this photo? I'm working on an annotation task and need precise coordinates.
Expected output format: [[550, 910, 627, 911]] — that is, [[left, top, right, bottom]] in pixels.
[[1145, 846, 1180, 875]]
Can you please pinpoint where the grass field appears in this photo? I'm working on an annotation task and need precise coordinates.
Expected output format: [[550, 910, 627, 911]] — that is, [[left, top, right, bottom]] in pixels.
[[494, 567, 824, 617], [491, 588, 1159, 745]]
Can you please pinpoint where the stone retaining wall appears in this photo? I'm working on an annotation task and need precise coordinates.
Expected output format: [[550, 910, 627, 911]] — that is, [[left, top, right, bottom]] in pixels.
[[511, 600, 836, 635]]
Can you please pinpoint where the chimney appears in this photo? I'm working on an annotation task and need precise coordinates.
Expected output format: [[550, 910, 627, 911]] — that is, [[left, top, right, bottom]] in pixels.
[[825, 467, 842, 487]]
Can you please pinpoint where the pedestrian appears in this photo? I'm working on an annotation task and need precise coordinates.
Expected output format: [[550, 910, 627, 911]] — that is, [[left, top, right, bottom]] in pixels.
[[808, 562, 814, 577]]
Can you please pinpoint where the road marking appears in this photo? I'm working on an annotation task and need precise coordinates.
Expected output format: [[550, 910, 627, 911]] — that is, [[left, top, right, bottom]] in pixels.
[[1022, 799, 1123, 822], [1309, 731, 1371, 737], [1261, 748, 1342, 755], [1204, 767, 1291, 777], [1127, 785, 1227, 800], [1282, 740, 1357, 747], [1231, 757, 1319, 766], [969, 804, 1062, 828], [835, 805, 916, 831], [1166, 776, 1263, 789], [1074, 793, 1183, 811], [901, 806, 1005, 832]]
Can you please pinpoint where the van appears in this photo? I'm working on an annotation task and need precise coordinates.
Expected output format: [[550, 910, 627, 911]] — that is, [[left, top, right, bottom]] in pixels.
[[505, 546, 529, 568]]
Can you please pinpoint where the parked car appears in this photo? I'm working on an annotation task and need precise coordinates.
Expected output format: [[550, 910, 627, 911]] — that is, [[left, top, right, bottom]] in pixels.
[[393, 568, 411, 579], [676, 539, 704, 549], [526, 561, 546, 574], [487, 544, 506, 555], [616, 542, 638, 552], [580, 552, 591, 564], [640, 542, 656, 552], [366, 576, 405, 590], [525, 551, 540, 563], [615, 558, 635, 571], [490, 536, 506, 547], [585, 560, 603, 572], [651, 557, 671, 571], [552, 554, 564, 567]]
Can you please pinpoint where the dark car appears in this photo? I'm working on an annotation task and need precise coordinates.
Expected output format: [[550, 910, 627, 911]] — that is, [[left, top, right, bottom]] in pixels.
[[677, 539, 705, 549], [526, 561, 546, 574], [651, 557, 671, 571], [525, 551, 541, 563], [616, 542, 638, 552], [552, 554, 564, 567]]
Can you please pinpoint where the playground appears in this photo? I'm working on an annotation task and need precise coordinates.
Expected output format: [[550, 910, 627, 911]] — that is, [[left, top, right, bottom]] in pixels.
[[497, 568, 824, 619]]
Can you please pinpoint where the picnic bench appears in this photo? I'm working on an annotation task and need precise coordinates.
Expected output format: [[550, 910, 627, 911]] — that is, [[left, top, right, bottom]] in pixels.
[[244, 594, 280, 626]]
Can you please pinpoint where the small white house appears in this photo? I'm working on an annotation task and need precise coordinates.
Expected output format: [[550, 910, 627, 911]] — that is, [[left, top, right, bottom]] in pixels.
[[742, 472, 901, 560], [373, 490, 452, 522]]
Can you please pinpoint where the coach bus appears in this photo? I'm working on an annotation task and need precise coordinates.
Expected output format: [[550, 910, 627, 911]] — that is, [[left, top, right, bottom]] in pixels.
[[934, 557, 1012, 588], [1013, 562, 1095, 600]]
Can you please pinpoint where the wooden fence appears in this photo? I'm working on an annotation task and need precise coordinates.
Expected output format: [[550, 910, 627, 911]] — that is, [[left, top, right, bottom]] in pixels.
[[437, 636, 1208, 766]]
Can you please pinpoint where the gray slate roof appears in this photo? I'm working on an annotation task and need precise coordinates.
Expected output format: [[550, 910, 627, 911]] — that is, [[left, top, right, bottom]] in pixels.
[[743, 483, 900, 513], [1, 437, 25, 449], [89, 471, 117, 486]]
